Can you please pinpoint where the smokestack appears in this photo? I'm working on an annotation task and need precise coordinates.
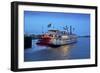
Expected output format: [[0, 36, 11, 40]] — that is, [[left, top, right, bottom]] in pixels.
[[70, 26, 72, 34]]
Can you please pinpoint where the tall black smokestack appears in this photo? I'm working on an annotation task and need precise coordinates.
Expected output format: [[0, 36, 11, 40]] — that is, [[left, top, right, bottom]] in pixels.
[[70, 26, 72, 34]]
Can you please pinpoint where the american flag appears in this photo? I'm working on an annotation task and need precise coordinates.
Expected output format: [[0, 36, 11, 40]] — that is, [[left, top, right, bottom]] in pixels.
[[48, 23, 52, 28]]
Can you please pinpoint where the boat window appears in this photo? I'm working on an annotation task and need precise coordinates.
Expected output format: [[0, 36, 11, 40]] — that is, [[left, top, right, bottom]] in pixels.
[[49, 34, 53, 37]]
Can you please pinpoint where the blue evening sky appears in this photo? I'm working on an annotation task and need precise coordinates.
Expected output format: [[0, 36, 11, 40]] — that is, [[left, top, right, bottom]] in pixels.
[[24, 11, 90, 36]]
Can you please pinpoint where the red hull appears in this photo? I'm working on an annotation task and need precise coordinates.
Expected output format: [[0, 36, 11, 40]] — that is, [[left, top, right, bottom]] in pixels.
[[36, 35, 51, 46]]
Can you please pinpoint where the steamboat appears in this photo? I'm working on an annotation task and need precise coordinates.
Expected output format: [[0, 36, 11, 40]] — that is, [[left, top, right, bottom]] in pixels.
[[37, 25, 77, 47]]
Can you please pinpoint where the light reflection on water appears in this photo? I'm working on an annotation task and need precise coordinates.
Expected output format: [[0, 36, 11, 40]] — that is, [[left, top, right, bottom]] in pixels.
[[48, 44, 75, 57], [24, 37, 90, 62]]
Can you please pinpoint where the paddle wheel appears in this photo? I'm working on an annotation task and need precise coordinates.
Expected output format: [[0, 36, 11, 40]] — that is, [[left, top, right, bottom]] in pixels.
[[36, 34, 52, 46]]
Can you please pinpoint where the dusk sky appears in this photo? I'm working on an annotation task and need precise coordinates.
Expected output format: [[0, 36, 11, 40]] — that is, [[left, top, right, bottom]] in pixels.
[[24, 11, 90, 36]]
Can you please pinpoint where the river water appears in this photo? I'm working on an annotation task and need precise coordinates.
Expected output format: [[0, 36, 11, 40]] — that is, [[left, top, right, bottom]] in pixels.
[[24, 37, 90, 62]]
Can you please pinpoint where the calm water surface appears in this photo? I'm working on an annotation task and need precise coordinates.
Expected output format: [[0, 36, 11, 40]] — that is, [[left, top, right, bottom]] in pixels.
[[24, 37, 90, 62]]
